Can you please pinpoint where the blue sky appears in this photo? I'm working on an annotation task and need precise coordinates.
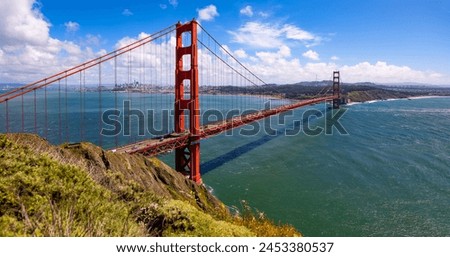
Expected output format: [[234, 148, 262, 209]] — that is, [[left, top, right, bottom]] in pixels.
[[1, 0, 449, 84]]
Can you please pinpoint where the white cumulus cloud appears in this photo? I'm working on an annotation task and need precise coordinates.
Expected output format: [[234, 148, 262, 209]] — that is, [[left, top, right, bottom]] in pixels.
[[331, 56, 339, 61], [303, 50, 320, 61], [197, 4, 219, 21], [278, 45, 291, 57], [222, 43, 447, 85], [234, 49, 248, 59], [0, 0, 50, 46], [240, 6, 253, 17], [258, 12, 270, 18], [339, 61, 446, 84], [197, 5, 219, 22], [283, 24, 315, 41], [0, 0, 103, 83], [85, 34, 102, 47], [169, 0, 178, 8], [229, 22, 320, 49], [229, 22, 283, 48], [64, 21, 80, 32]]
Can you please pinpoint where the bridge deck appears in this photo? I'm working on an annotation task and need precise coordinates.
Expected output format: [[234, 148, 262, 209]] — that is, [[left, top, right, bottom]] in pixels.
[[114, 95, 337, 156]]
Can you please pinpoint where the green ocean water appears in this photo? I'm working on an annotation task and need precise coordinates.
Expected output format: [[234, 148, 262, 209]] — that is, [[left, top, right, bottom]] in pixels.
[[197, 97, 450, 236], [1, 90, 449, 236]]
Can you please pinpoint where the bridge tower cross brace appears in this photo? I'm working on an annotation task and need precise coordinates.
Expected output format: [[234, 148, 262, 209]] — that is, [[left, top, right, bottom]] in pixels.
[[174, 20, 201, 184], [332, 71, 341, 109]]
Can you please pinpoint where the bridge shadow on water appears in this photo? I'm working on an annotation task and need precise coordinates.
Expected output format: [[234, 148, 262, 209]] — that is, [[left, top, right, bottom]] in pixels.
[[200, 108, 326, 175]]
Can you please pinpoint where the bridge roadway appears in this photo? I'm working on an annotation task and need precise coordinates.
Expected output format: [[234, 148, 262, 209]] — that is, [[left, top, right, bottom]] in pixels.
[[114, 95, 337, 156]]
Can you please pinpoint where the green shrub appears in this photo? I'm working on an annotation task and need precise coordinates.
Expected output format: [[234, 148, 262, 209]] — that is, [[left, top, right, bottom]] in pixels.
[[0, 135, 144, 236], [231, 200, 301, 237], [138, 200, 254, 237]]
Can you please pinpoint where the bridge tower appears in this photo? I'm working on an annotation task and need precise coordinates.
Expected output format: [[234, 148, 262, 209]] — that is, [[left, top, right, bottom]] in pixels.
[[174, 20, 201, 183], [332, 71, 341, 109]]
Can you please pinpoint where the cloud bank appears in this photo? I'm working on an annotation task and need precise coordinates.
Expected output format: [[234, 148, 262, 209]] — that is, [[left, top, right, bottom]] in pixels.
[[0, 1, 447, 86]]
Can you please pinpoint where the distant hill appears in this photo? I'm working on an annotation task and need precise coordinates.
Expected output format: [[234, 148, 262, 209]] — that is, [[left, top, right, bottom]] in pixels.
[[200, 80, 450, 103]]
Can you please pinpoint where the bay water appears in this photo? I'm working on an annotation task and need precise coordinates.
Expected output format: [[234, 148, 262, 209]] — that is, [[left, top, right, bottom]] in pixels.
[[1, 90, 449, 236], [196, 97, 450, 236]]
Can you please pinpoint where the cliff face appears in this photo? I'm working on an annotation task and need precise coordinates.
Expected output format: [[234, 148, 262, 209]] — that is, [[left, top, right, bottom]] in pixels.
[[0, 134, 300, 237]]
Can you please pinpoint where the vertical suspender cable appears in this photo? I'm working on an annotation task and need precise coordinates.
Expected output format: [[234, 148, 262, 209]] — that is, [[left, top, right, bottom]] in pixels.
[[58, 80, 62, 144], [82, 69, 85, 141], [165, 33, 169, 131], [79, 71, 82, 142], [98, 60, 103, 148], [127, 51, 132, 143], [159, 37, 163, 132], [34, 89, 37, 134], [151, 41, 155, 133], [238, 63, 241, 110], [65, 75, 69, 142], [161, 35, 169, 121], [44, 80, 48, 139], [142, 44, 146, 136], [170, 33, 174, 132], [114, 54, 118, 147], [140, 43, 144, 139], [5, 100, 9, 133], [21, 90, 24, 132]]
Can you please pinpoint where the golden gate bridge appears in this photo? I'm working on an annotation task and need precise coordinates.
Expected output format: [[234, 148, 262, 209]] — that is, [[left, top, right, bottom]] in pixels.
[[0, 20, 341, 184]]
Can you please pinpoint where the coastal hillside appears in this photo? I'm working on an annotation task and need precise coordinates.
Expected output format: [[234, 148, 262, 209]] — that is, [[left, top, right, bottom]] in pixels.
[[0, 134, 300, 237], [343, 87, 414, 102], [199, 83, 450, 103]]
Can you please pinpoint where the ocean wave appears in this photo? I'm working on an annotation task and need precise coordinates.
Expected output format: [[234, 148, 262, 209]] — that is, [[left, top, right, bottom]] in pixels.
[[408, 96, 450, 100], [346, 102, 362, 106], [346, 96, 450, 107]]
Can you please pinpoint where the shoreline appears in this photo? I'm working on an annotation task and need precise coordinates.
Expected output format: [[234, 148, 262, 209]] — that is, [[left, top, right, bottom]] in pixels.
[[345, 95, 450, 106]]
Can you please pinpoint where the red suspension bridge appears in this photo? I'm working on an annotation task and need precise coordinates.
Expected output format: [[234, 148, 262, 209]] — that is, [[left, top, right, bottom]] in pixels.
[[0, 20, 340, 184]]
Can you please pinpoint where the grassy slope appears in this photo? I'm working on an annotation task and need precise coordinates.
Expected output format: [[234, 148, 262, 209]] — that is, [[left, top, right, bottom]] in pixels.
[[0, 134, 143, 236], [0, 134, 300, 237], [346, 89, 412, 102]]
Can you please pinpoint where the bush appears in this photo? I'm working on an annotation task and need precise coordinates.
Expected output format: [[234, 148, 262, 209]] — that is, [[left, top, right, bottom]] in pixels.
[[231, 200, 301, 237], [138, 200, 254, 237], [0, 135, 144, 236]]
